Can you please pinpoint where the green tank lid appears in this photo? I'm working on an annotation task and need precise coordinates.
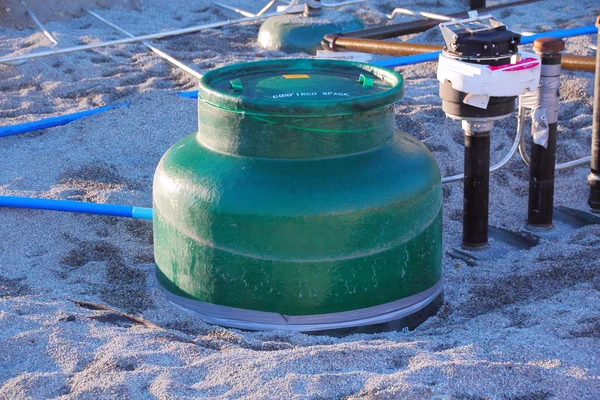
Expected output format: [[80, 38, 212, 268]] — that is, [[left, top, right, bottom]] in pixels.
[[196, 59, 404, 159], [198, 58, 404, 114]]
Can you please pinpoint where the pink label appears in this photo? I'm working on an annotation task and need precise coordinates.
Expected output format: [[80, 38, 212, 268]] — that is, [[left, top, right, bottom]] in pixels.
[[488, 57, 539, 72]]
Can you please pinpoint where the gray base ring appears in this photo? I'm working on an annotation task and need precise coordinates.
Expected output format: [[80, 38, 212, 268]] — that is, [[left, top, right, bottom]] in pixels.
[[160, 277, 444, 332]]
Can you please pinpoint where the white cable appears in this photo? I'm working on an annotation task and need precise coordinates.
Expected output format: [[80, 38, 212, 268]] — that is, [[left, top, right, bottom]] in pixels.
[[516, 100, 591, 170], [212, 1, 256, 17], [86, 10, 204, 80], [0, 4, 302, 65], [556, 156, 591, 170], [517, 104, 530, 165], [214, 0, 299, 18], [441, 115, 523, 184], [27, 9, 58, 46], [214, 0, 368, 18], [256, 0, 278, 16], [322, 0, 370, 8], [387, 8, 451, 21]]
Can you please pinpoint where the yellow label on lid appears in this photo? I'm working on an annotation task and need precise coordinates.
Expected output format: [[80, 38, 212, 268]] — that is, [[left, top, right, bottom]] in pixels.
[[283, 74, 310, 79]]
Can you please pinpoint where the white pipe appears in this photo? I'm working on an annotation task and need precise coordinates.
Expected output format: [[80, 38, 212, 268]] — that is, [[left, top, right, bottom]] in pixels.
[[0, 4, 299, 65], [87, 10, 203, 80], [387, 8, 451, 21], [27, 9, 58, 46], [441, 115, 523, 184]]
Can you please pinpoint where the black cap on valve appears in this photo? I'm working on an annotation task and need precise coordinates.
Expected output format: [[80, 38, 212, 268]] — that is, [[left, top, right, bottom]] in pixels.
[[444, 24, 520, 63]]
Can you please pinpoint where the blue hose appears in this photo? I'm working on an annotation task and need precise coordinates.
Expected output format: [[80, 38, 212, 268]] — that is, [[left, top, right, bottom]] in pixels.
[[372, 52, 440, 68], [178, 90, 198, 98], [521, 25, 598, 44], [0, 103, 130, 138], [371, 24, 598, 68], [0, 196, 153, 220]]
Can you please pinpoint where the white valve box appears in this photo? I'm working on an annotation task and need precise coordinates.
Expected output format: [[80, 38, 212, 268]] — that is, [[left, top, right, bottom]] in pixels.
[[437, 51, 541, 99]]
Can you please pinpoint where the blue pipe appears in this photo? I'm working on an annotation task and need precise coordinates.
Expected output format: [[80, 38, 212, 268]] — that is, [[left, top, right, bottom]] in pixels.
[[372, 24, 598, 68], [0, 196, 153, 220], [520, 25, 598, 44], [178, 90, 198, 98], [0, 103, 130, 137], [372, 52, 440, 68]]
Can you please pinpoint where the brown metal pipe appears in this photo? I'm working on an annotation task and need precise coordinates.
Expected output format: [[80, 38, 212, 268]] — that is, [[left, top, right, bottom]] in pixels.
[[562, 54, 597, 72], [322, 36, 596, 72], [322, 36, 440, 55]]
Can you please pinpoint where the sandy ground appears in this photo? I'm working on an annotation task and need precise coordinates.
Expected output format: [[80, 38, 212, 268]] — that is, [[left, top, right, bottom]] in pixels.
[[0, 0, 141, 29], [1, 0, 600, 398]]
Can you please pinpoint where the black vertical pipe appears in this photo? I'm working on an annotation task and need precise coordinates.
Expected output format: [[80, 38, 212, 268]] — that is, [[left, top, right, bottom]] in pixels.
[[469, 0, 486, 10], [589, 15, 600, 211], [463, 130, 491, 248], [527, 38, 564, 227], [528, 125, 558, 225]]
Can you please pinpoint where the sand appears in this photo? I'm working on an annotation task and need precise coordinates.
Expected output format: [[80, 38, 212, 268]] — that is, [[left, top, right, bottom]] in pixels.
[[1, 0, 599, 398], [0, 1, 141, 29]]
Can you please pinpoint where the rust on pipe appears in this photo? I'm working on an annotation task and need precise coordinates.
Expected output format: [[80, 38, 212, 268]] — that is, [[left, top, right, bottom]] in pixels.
[[322, 36, 596, 72], [561, 54, 596, 72]]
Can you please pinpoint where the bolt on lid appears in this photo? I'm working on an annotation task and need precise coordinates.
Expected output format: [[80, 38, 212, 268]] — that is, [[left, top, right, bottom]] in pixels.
[[197, 58, 404, 116]]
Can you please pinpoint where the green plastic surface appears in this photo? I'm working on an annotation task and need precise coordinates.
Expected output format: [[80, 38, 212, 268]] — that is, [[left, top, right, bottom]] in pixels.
[[197, 58, 403, 115], [153, 59, 443, 316], [257, 11, 364, 54], [229, 78, 242, 91]]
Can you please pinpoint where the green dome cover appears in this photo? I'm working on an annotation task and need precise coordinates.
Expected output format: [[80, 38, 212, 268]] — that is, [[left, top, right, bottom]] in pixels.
[[256, 11, 364, 55]]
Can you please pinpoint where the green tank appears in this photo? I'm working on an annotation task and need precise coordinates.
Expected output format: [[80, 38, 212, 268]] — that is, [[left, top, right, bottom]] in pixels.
[[153, 59, 443, 333]]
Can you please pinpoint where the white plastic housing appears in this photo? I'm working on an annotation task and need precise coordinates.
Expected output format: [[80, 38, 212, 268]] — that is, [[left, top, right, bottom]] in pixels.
[[437, 51, 541, 98]]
